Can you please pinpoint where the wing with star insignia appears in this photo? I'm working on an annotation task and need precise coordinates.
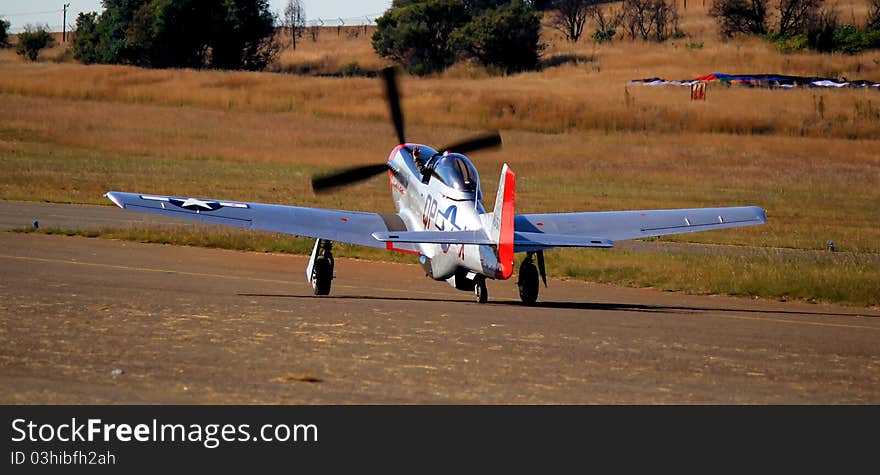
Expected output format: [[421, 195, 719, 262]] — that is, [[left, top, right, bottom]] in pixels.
[[104, 191, 415, 250]]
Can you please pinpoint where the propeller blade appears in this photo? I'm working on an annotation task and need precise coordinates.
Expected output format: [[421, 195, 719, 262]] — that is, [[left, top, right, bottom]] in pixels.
[[536, 250, 547, 287], [312, 164, 390, 193], [382, 67, 406, 145], [439, 132, 502, 156]]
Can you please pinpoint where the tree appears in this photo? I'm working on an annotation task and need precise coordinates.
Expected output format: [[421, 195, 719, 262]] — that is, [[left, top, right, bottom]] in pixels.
[[126, 0, 214, 68], [374, 0, 543, 75], [0, 18, 10, 48], [16, 24, 55, 61], [622, 0, 650, 39], [709, 0, 768, 37], [209, 0, 279, 70], [451, 1, 543, 73], [94, 0, 149, 65], [777, 0, 822, 36], [72, 12, 101, 64], [649, 0, 679, 40], [283, 0, 306, 50], [621, 0, 679, 41], [71, 0, 279, 70], [372, 0, 471, 75], [552, 0, 592, 43], [589, 3, 623, 42]]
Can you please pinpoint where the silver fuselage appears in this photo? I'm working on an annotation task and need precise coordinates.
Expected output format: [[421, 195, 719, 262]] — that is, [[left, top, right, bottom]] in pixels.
[[386, 144, 503, 286]]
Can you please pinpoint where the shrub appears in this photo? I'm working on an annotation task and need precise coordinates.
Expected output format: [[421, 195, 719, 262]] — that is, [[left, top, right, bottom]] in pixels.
[[16, 24, 55, 61], [830, 24, 880, 53], [341, 61, 363, 77]]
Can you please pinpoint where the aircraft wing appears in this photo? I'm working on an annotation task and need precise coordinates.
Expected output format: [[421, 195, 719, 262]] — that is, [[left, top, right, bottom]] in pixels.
[[104, 191, 415, 250], [514, 206, 766, 251]]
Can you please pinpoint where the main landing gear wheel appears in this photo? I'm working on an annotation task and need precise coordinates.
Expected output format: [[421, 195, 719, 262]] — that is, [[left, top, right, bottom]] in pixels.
[[310, 240, 334, 296], [311, 258, 333, 295], [474, 276, 488, 304], [517, 258, 539, 305]]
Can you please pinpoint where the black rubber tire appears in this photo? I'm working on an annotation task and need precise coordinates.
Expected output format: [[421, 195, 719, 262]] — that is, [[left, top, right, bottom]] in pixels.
[[518, 261, 539, 305], [474, 277, 488, 304], [312, 257, 333, 296]]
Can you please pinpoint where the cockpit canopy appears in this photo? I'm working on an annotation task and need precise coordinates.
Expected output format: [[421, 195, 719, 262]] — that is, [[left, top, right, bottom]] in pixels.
[[429, 153, 480, 196]]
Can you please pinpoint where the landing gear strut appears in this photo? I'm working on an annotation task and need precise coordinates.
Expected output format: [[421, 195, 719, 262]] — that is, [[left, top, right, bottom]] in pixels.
[[309, 240, 334, 296], [474, 275, 488, 304], [517, 253, 540, 305]]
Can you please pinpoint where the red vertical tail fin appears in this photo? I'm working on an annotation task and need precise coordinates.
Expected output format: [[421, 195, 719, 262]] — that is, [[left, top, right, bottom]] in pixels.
[[490, 164, 515, 279]]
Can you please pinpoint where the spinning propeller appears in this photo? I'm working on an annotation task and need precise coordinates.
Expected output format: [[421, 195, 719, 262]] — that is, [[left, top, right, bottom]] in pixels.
[[311, 67, 502, 193]]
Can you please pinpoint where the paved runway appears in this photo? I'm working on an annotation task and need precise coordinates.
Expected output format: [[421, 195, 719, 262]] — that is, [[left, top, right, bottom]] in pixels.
[[1, 228, 878, 403]]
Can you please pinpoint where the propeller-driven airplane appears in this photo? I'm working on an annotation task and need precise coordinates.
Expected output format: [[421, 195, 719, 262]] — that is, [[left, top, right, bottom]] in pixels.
[[105, 68, 766, 304]]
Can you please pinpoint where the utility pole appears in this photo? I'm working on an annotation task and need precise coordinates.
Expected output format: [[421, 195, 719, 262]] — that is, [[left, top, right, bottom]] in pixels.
[[62, 3, 70, 42], [337, 17, 344, 37]]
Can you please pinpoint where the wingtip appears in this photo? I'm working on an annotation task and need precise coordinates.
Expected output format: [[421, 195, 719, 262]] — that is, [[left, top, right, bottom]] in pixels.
[[754, 206, 767, 224], [104, 191, 124, 209]]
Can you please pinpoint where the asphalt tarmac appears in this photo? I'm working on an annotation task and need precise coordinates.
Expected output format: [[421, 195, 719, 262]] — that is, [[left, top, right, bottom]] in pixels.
[[1, 203, 878, 403]]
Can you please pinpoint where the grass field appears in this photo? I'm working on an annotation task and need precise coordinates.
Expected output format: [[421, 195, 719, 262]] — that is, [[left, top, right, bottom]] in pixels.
[[1, 3, 878, 306]]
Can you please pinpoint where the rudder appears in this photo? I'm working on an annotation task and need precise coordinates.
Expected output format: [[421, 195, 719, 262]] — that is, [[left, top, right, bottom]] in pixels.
[[490, 164, 515, 279]]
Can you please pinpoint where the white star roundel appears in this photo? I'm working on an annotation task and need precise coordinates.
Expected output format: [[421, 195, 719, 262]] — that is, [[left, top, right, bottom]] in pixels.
[[169, 198, 222, 211]]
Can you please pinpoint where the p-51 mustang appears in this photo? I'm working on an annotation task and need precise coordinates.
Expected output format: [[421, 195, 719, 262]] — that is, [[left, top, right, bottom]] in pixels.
[[105, 68, 766, 304]]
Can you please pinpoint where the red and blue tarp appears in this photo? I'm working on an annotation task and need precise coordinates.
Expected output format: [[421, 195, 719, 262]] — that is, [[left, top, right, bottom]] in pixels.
[[629, 73, 880, 89]]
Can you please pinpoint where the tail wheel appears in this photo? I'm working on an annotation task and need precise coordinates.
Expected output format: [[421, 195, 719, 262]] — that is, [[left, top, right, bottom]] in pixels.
[[311, 257, 333, 296], [517, 260, 539, 305], [474, 276, 488, 304]]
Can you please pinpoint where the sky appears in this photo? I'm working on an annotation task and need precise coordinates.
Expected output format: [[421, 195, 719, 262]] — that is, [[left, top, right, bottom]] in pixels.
[[2, 0, 393, 32]]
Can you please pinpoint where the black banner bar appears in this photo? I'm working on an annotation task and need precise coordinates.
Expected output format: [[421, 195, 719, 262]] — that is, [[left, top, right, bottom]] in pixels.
[[2, 406, 877, 471]]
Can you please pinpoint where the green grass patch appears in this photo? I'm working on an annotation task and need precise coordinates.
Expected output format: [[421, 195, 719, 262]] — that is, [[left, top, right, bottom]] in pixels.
[[553, 247, 879, 307]]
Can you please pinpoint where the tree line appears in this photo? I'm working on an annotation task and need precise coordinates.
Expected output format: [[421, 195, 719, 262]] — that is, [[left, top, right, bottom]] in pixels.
[[5, 0, 877, 70]]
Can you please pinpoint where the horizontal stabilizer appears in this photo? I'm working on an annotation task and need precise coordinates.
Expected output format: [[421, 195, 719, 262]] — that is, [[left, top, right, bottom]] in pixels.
[[516, 206, 766, 243], [372, 230, 494, 245], [515, 232, 614, 248]]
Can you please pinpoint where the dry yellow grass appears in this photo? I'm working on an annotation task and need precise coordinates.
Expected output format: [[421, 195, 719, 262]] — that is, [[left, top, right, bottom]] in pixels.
[[3, 5, 880, 141], [274, 25, 388, 75]]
